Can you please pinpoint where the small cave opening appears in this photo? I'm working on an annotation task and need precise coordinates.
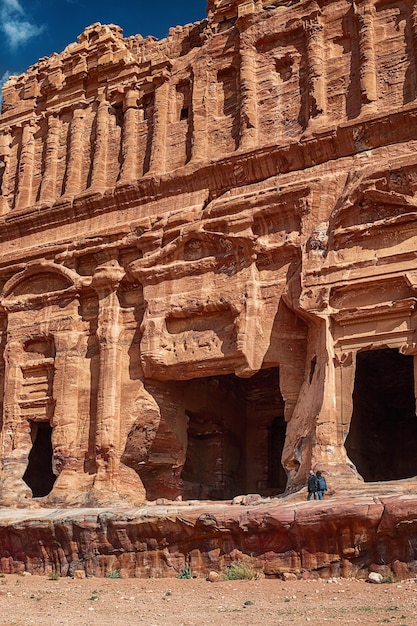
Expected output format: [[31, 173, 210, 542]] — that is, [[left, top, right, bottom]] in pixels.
[[23, 422, 56, 497], [345, 348, 417, 482], [180, 367, 287, 499]]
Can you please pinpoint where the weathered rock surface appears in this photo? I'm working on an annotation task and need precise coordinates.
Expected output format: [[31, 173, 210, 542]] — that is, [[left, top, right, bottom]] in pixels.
[[0, 0, 417, 511], [1, 492, 417, 579]]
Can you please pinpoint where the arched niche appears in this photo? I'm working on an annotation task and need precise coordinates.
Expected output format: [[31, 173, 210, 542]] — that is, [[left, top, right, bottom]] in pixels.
[[1, 262, 88, 306]]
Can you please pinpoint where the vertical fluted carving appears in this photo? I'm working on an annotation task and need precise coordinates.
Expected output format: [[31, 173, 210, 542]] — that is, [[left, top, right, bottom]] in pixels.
[[90, 94, 109, 191], [191, 66, 209, 161], [1, 340, 22, 458], [39, 114, 60, 204], [0, 339, 33, 504], [92, 261, 125, 491], [149, 80, 170, 173], [304, 15, 327, 125], [410, 3, 417, 101], [64, 107, 86, 197], [51, 331, 83, 476], [356, 0, 378, 108], [16, 120, 36, 210], [239, 43, 258, 150], [118, 89, 140, 184], [0, 130, 11, 214]]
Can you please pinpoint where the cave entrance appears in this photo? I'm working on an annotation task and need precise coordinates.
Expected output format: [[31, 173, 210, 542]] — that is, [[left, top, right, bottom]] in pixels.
[[345, 348, 417, 482], [181, 367, 286, 499], [23, 422, 56, 497]]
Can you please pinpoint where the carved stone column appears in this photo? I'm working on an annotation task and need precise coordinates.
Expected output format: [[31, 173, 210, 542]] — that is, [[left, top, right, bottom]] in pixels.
[[118, 89, 140, 184], [148, 80, 170, 173], [238, 42, 258, 150], [0, 129, 11, 214], [0, 340, 32, 504], [91, 260, 125, 492], [90, 93, 109, 192], [410, 3, 417, 101], [16, 119, 36, 210], [39, 113, 60, 204], [191, 67, 209, 161], [63, 106, 86, 197], [355, 0, 378, 109], [51, 331, 84, 479], [304, 15, 327, 126]]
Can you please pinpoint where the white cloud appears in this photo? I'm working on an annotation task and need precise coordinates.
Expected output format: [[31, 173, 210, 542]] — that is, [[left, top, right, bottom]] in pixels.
[[0, 71, 12, 89], [0, 0, 45, 50]]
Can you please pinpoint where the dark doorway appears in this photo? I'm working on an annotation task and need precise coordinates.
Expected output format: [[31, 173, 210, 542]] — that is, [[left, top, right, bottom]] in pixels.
[[23, 422, 56, 497], [345, 348, 417, 482], [269, 416, 287, 491], [181, 367, 286, 499]]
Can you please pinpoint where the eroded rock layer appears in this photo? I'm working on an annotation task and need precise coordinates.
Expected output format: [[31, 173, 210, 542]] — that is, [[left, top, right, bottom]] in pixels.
[[1, 0, 417, 508], [0, 494, 417, 580]]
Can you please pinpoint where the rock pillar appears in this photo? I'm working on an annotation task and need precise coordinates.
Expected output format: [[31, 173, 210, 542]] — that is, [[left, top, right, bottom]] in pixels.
[[304, 15, 327, 126], [64, 107, 86, 197], [15, 120, 36, 210], [90, 94, 109, 192], [238, 42, 258, 150], [39, 113, 60, 204], [355, 0, 378, 109], [191, 67, 209, 161], [118, 89, 140, 184], [149, 80, 170, 173], [410, 3, 417, 101], [91, 260, 125, 494], [50, 331, 84, 489], [0, 130, 11, 214], [0, 340, 32, 504]]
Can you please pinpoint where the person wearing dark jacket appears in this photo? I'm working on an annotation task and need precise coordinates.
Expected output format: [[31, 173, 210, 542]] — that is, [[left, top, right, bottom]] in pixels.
[[307, 470, 318, 500], [316, 471, 327, 500]]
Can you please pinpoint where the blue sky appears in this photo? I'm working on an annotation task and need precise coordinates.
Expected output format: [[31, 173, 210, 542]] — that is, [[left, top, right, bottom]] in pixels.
[[0, 0, 207, 92]]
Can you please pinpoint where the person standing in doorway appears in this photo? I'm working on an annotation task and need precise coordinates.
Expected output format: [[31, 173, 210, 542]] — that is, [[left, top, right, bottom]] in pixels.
[[316, 470, 327, 500], [307, 470, 318, 500]]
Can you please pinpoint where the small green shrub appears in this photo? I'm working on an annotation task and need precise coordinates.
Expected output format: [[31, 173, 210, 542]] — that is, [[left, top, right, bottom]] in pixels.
[[381, 572, 394, 584], [222, 561, 258, 581], [49, 572, 60, 581], [177, 567, 192, 579], [106, 570, 120, 579]]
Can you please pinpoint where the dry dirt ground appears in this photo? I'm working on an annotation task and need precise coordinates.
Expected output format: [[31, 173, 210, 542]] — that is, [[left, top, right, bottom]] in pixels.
[[0, 574, 416, 626]]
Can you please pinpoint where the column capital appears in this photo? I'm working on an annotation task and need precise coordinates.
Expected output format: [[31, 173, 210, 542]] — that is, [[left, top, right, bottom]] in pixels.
[[92, 260, 125, 294]]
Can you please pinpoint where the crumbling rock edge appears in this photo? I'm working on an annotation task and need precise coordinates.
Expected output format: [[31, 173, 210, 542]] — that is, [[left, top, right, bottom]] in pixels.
[[1, 494, 416, 580]]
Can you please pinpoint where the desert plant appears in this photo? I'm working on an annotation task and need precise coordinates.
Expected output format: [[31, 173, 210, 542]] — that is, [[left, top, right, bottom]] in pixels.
[[106, 570, 120, 579], [49, 572, 60, 580], [177, 567, 193, 579], [222, 561, 258, 581], [381, 572, 394, 584]]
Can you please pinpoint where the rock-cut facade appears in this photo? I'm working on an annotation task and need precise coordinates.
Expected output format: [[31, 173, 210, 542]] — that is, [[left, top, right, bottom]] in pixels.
[[0, 0, 416, 506]]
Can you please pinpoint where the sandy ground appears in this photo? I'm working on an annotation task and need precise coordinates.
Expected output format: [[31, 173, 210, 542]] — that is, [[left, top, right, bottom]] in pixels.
[[0, 574, 416, 626]]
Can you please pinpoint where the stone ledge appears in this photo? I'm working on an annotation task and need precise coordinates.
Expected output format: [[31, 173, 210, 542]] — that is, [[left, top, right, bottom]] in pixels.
[[0, 493, 416, 579]]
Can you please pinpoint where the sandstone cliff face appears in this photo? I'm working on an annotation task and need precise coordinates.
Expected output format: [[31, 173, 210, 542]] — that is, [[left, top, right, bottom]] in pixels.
[[0, 494, 417, 580], [0, 0, 417, 507]]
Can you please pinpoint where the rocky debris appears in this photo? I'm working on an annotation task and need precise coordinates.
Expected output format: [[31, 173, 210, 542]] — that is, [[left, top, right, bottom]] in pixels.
[[367, 572, 383, 584]]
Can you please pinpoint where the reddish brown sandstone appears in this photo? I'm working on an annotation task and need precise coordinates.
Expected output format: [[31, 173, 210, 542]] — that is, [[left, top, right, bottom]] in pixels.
[[0, 0, 417, 526]]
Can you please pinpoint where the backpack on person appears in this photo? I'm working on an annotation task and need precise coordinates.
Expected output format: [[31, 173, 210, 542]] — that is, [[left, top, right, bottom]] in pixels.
[[307, 473, 317, 491], [317, 475, 327, 492]]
